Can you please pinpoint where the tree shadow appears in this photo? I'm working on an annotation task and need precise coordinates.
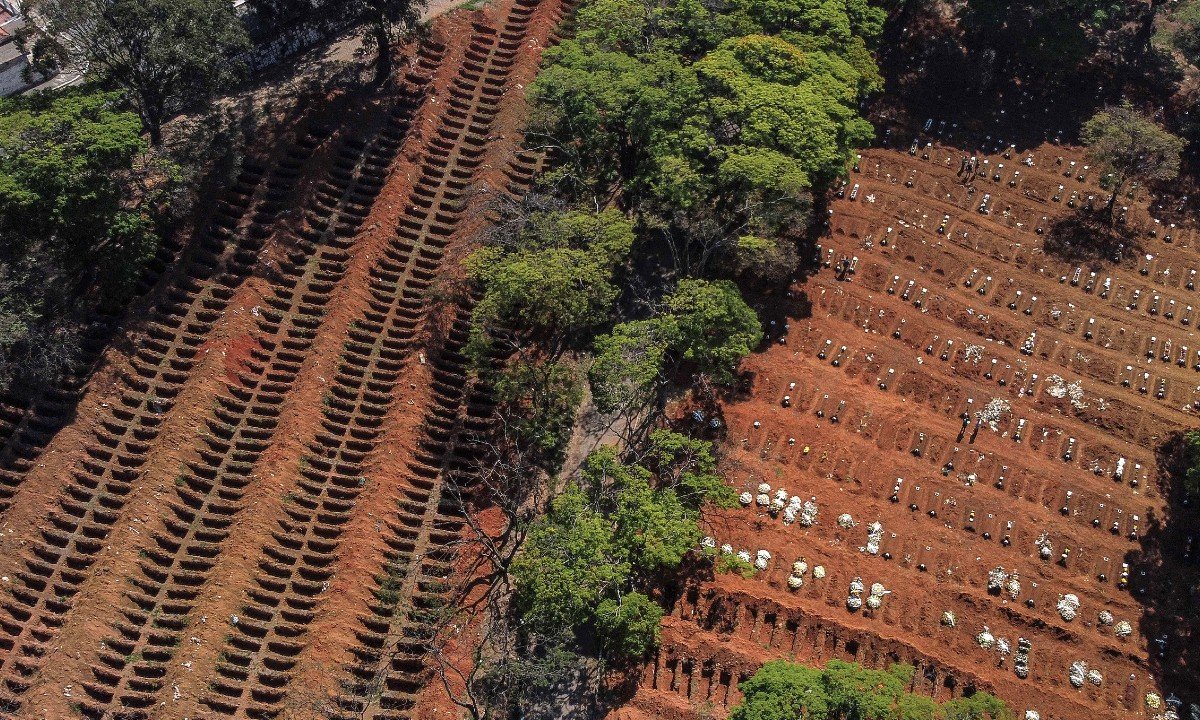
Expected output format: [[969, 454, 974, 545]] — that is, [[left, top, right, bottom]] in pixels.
[[1122, 432, 1200, 714], [1042, 211, 1142, 266], [3, 38, 407, 469], [874, 1, 1120, 150]]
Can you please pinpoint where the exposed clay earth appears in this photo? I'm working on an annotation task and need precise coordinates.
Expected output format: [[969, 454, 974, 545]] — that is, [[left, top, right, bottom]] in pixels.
[[3, 2, 1200, 720], [617, 141, 1200, 720], [0, 0, 564, 717]]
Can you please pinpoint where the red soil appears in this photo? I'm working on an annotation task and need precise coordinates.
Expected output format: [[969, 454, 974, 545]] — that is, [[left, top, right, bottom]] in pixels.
[[0, 1, 563, 717], [620, 142, 1200, 720]]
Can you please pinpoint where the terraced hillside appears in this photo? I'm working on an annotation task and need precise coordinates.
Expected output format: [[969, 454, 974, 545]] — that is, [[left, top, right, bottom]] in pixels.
[[616, 137, 1199, 720], [0, 1, 564, 717]]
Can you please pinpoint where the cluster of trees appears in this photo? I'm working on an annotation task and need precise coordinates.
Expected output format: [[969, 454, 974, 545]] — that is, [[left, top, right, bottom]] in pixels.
[[589, 278, 761, 416], [454, 0, 885, 688], [953, 0, 1127, 69], [465, 206, 764, 469], [459, 200, 763, 716], [1156, 0, 1200, 69], [464, 208, 635, 470], [511, 432, 735, 660], [451, 0, 883, 716], [18, 0, 251, 144], [461, 0, 884, 499], [0, 89, 169, 395], [731, 660, 1012, 720], [17, 0, 426, 147], [528, 0, 885, 277], [456, 197, 764, 716]]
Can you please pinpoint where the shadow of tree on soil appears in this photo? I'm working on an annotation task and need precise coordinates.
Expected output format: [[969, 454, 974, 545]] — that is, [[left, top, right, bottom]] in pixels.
[[1123, 433, 1200, 716], [1043, 212, 1142, 266]]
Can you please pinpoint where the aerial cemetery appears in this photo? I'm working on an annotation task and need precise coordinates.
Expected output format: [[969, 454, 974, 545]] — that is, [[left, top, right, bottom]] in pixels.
[[1, 0, 1198, 718], [624, 121, 1199, 720]]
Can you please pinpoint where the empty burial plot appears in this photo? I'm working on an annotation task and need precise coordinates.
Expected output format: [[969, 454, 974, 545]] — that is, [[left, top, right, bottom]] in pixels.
[[194, 3, 565, 718], [622, 138, 1197, 720], [0, 124, 329, 716], [70, 83, 434, 720]]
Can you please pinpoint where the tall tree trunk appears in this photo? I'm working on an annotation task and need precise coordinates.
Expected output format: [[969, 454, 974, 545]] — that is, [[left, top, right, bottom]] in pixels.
[[140, 94, 166, 146], [146, 116, 163, 146], [372, 13, 392, 85], [1135, 0, 1163, 54]]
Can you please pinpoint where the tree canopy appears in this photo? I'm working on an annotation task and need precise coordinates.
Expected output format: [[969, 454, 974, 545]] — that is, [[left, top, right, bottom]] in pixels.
[[1156, 0, 1200, 68], [731, 660, 1012, 720], [464, 0, 884, 710], [588, 278, 760, 415], [958, 0, 1123, 67], [511, 432, 733, 661], [331, 0, 426, 83], [528, 0, 881, 272], [19, 0, 250, 144], [0, 89, 168, 395], [466, 209, 634, 361], [664, 278, 762, 381], [1081, 103, 1184, 217]]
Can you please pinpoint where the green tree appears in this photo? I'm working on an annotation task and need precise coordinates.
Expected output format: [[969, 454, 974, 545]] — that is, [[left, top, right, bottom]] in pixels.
[[0, 90, 150, 271], [608, 459, 699, 571], [941, 694, 1013, 720], [493, 358, 583, 472], [731, 234, 802, 284], [342, 0, 426, 84], [1157, 0, 1200, 67], [898, 694, 939, 720], [730, 660, 831, 720], [664, 279, 761, 382], [958, 0, 1123, 70], [466, 245, 622, 355], [643, 428, 736, 509], [822, 660, 907, 718], [474, 638, 587, 720], [589, 318, 674, 416], [510, 437, 731, 654], [20, 0, 250, 144], [466, 209, 633, 361], [594, 592, 664, 659], [0, 89, 168, 394], [511, 485, 631, 635], [576, 0, 652, 52], [529, 0, 879, 277], [1081, 103, 1184, 219], [589, 281, 761, 419], [730, 660, 1012, 720], [529, 44, 704, 205]]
